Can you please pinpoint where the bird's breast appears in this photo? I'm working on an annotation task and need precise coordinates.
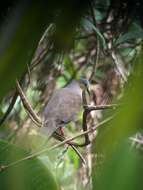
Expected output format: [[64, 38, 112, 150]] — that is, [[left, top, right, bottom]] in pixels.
[[44, 90, 82, 123]]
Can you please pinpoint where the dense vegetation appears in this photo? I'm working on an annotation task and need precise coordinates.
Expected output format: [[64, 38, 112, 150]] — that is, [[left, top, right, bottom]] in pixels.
[[0, 1, 143, 190]]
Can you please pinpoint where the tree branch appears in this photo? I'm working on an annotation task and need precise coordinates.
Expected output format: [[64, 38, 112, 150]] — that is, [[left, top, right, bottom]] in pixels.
[[16, 80, 42, 127], [84, 104, 118, 111], [0, 115, 113, 172]]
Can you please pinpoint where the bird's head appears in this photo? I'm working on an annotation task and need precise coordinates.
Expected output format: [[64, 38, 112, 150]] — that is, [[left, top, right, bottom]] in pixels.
[[78, 78, 90, 95]]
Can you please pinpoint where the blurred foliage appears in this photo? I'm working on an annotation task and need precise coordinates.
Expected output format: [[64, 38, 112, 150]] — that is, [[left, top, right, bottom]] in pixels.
[[95, 52, 143, 153], [93, 141, 143, 190], [93, 52, 143, 190], [0, 139, 59, 190], [0, 0, 143, 190]]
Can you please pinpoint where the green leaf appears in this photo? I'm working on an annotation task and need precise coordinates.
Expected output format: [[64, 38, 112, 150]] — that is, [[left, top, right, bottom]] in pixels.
[[83, 19, 107, 49], [94, 52, 143, 155], [93, 142, 143, 190], [0, 139, 59, 190], [116, 22, 143, 45]]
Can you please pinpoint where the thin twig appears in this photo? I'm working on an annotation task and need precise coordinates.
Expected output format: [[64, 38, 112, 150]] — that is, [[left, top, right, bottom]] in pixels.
[[27, 115, 112, 157], [89, 39, 100, 81], [111, 50, 128, 82], [30, 24, 54, 70], [0, 48, 47, 127], [30, 47, 48, 70], [0, 91, 18, 126], [70, 145, 86, 165], [81, 91, 90, 146], [78, 103, 118, 147], [16, 80, 42, 127], [25, 110, 42, 127], [84, 104, 118, 111], [0, 25, 52, 127], [52, 132, 86, 164], [26, 63, 31, 85], [15, 81, 90, 162], [0, 116, 113, 172], [88, 0, 100, 82]]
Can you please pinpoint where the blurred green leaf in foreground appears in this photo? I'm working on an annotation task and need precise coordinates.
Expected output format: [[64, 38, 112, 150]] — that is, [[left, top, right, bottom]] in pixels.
[[93, 52, 143, 190], [0, 139, 59, 190]]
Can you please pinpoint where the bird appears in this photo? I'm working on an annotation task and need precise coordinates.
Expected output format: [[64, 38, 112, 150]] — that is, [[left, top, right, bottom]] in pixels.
[[42, 78, 90, 139]]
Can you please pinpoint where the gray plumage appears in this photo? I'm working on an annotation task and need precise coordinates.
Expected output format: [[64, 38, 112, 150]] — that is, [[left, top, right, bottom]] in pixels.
[[42, 80, 84, 137]]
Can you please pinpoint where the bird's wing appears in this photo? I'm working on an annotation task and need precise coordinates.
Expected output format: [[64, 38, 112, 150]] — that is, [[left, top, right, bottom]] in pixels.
[[43, 88, 82, 135], [56, 90, 82, 122]]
